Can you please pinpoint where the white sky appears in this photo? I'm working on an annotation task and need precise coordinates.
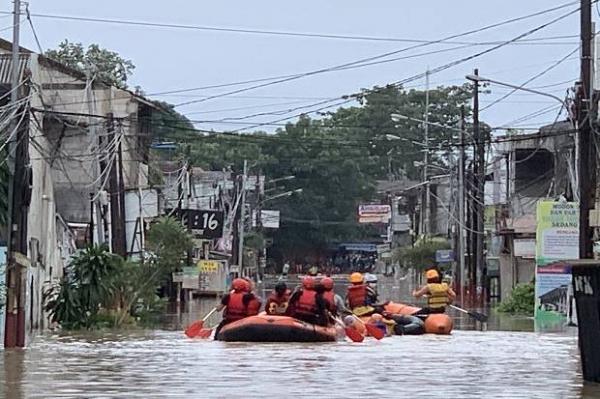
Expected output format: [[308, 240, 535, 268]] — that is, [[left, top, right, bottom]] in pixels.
[[2, 0, 588, 133]]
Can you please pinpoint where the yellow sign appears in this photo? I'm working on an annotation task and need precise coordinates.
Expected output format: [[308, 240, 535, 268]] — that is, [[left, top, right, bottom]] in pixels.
[[197, 260, 219, 273]]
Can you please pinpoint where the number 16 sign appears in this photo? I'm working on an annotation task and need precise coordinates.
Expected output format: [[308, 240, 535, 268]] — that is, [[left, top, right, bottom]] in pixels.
[[187, 210, 224, 239]]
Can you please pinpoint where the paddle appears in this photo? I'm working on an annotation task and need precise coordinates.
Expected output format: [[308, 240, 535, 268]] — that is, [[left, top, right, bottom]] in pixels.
[[185, 307, 219, 338], [352, 314, 385, 340], [449, 304, 488, 323], [329, 312, 364, 343]]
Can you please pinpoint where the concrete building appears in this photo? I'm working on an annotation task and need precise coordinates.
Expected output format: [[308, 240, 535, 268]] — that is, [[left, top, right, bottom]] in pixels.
[[0, 37, 156, 346], [487, 123, 575, 300]]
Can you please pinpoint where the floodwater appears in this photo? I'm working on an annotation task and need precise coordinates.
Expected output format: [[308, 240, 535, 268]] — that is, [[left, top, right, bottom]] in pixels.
[[1, 276, 599, 398]]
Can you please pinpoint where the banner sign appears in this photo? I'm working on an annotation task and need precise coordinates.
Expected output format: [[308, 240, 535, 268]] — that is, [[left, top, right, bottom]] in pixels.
[[535, 201, 579, 321], [167, 209, 225, 239], [358, 204, 391, 224]]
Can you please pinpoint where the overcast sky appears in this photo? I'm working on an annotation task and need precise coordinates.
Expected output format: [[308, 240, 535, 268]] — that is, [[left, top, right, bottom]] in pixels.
[[2, 1, 586, 133]]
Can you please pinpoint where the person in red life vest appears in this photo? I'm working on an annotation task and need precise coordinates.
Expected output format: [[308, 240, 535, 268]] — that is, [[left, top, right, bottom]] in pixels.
[[288, 276, 329, 326], [213, 278, 261, 338], [345, 272, 378, 316], [265, 282, 291, 315]]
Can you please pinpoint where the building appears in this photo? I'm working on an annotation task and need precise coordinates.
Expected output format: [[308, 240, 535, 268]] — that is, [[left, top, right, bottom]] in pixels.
[[0, 37, 157, 346], [487, 122, 575, 300]]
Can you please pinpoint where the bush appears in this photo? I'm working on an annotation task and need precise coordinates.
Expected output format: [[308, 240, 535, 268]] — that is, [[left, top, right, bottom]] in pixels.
[[394, 238, 451, 270], [496, 282, 535, 316]]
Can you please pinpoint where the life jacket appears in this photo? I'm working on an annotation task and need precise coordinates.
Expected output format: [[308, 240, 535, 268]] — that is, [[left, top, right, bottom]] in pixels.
[[427, 283, 450, 309], [347, 284, 367, 309], [247, 296, 261, 316], [323, 290, 336, 312], [266, 290, 290, 315], [293, 289, 318, 318], [224, 291, 248, 321]]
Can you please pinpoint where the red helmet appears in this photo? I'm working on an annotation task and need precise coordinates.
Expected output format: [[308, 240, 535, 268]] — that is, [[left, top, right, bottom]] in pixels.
[[302, 276, 315, 289], [232, 278, 247, 292], [321, 277, 334, 290]]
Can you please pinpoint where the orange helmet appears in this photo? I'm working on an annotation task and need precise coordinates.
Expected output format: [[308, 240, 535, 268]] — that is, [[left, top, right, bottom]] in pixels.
[[232, 278, 247, 292], [426, 269, 440, 280], [302, 276, 315, 289], [349, 272, 364, 284], [321, 277, 334, 290]]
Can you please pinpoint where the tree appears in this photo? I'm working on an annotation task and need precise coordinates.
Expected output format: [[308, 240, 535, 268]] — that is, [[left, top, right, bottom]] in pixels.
[[145, 216, 194, 275], [46, 40, 135, 89]]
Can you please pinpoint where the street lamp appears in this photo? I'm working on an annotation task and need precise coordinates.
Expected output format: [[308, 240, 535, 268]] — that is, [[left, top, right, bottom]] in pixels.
[[261, 188, 303, 204], [465, 74, 570, 114]]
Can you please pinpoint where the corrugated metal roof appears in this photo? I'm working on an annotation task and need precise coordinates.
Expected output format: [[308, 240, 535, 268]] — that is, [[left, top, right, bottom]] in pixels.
[[0, 54, 30, 84]]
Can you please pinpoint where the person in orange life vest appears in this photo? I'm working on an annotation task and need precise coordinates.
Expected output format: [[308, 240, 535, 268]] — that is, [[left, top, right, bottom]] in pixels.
[[265, 282, 291, 315], [345, 272, 377, 313], [288, 276, 329, 326], [214, 278, 261, 338], [412, 269, 456, 314], [242, 277, 262, 315]]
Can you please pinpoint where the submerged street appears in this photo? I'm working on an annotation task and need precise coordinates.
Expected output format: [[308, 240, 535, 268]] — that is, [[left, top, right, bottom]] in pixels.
[[2, 277, 599, 399], [1, 322, 594, 398]]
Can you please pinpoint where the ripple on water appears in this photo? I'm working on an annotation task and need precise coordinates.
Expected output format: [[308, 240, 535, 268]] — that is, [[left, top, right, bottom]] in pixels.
[[1, 329, 598, 398]]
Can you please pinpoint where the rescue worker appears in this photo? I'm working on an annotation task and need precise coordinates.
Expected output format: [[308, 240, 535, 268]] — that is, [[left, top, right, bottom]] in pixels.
[[345, 272, 378, 316], [214, 278, 261, 338], [288, 276, 328, 326], [265, 282, 291, 315], [242, 277, 262, 316], [412, 269, 456, 314], [320, 277, 351, 317]]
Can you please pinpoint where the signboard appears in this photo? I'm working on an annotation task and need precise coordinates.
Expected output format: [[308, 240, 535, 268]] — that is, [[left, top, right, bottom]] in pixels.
[[197, 260, 228, 293], [197, 260, 220, 273], [514, 238, 536, 258], [340, 243, 377, 252], [535, 201, 579, 265], [534, 201, 579, 321], [358, 204, 391, 224], [172, 267, 200, 289], [253, 210, 280, 229], [0, 246, 6, 345], [168, 209, 225, 239], [435, 249, 454, 263], [535, 263, 572, 319]]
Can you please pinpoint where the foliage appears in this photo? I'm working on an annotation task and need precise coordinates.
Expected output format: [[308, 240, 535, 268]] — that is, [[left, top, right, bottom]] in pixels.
[[145, 216, 194, 274], [46, 40, 135, 89], [44, 245, 124, 329], [44, 244, 177, 330], [394, 238, 451, 270], [496, 282, 535, 316]]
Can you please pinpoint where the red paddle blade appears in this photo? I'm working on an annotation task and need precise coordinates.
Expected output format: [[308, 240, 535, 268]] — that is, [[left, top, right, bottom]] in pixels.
[[365, 323, 385, 340], [345, 327, 364, 343], [198, 328, 213, 339], [184, 320, 204, 338]]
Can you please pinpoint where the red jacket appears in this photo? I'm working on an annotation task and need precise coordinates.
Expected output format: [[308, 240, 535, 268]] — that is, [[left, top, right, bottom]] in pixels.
[[323, 290, 336, 312], [223, 291, 248, 322], [292, 289, 318, 318], [346, 284, 367, 309]]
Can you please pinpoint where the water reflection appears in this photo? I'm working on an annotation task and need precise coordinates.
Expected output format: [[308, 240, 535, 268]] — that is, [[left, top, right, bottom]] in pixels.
[[2, 275, 599, 398], [1, 330, 598, 398]]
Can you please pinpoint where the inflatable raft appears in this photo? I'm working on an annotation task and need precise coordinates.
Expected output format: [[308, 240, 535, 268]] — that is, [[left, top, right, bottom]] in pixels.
[[215, 314, 340, 342], [383, 302, 453, 335]]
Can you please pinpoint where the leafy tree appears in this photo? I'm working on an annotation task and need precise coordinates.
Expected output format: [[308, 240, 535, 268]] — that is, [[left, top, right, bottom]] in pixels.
[[46, 40, 135, 89], [145, 216, 194, 275], [393, 237, 451, 270]]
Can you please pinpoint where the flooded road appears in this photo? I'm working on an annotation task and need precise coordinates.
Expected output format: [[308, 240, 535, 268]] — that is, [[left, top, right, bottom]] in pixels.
[[1, 276, 599, 398], [1, 329, 596, 398]]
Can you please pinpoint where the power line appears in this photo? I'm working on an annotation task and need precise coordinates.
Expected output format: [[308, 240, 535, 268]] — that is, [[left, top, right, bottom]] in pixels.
[[10, 3, 580, 45]]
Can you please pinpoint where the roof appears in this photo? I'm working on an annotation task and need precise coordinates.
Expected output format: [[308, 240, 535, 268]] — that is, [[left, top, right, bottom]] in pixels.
[[0, 38, 159, 109]]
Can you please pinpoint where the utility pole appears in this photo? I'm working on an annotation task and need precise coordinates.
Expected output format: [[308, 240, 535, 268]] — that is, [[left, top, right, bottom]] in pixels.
[[578, 0, 595, 258], [255, 170, 263, 283], [86, 71, 104, 245], [474, 68, 485, 303], [5, 0, 28, 348], [106, 113, 125, 256], [238, 160, 248, 276], [459, 106, 467, 302], [117, 121, 127, 256], [423, 69, 430, 235]]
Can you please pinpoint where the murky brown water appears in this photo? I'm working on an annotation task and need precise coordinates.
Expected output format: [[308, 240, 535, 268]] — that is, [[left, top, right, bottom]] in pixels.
[[1, 329, 597, 399], [2, 275, 599, 398]]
